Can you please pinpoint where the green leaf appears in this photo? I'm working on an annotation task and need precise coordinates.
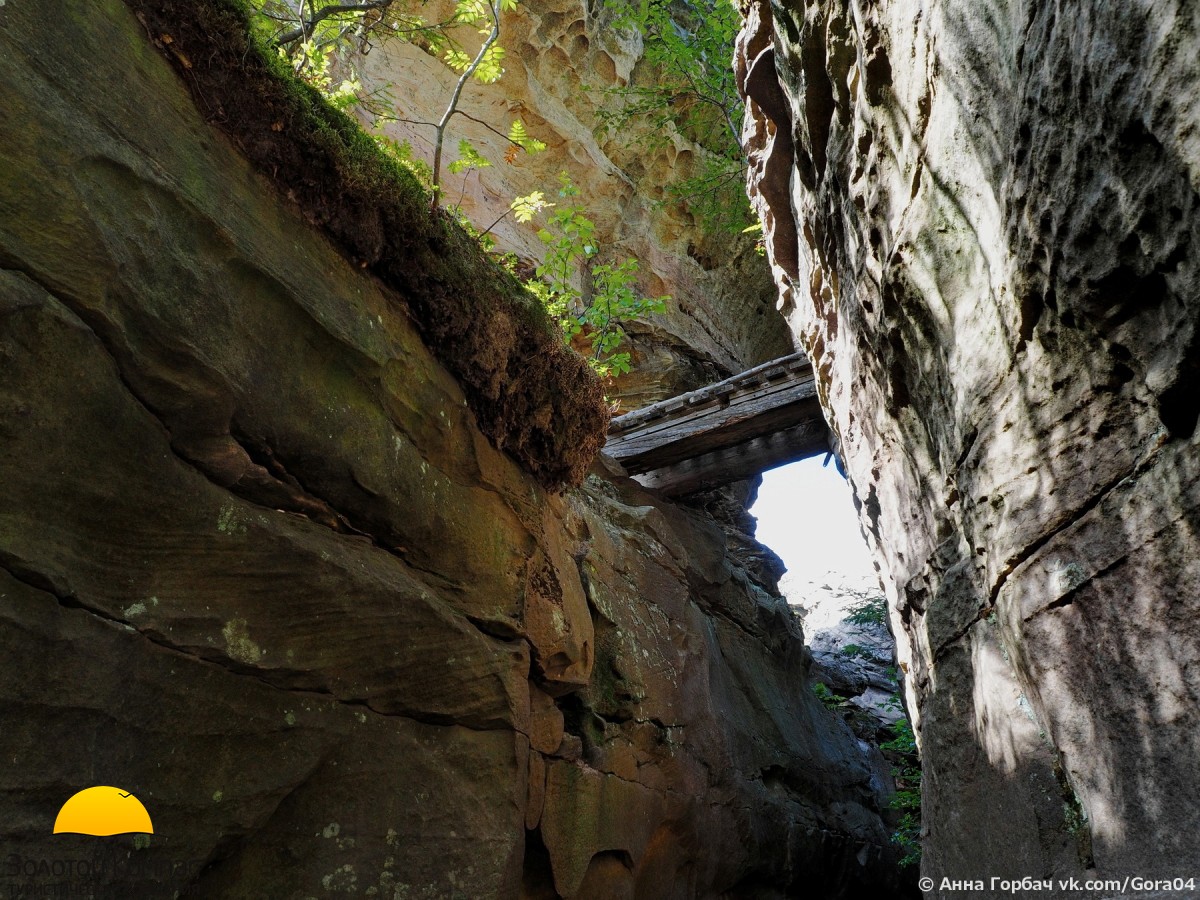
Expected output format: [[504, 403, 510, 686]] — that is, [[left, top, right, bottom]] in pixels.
[[473, 44, 506, 83], [591, 0, 751, 234], [454, 0, 489, 24], [507, 120, 547, 154], [443, 47, 472, 72], [510, 191, 553, 223], [448, 139, 492, 175]]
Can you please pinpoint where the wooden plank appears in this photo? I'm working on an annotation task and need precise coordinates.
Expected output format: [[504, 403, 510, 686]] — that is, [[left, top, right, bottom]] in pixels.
[[609, 391, 823, 473], [604, 351, 828, 477], [608, 351, 813, 436], [631, 418, 832, 497]]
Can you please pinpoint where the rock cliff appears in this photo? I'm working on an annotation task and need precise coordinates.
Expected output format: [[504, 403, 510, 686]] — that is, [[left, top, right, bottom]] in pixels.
[[0, 0, 907, 896], [738, 0, 1200, 889], [356, 0, 793, 409]]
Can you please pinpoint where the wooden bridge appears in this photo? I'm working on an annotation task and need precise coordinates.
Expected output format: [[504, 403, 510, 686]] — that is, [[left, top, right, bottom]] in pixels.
[[604, 352, 832, 496]]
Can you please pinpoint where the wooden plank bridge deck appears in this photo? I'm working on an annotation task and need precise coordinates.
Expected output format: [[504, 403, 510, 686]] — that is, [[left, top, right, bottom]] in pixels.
[[603, 352, 831, 496]]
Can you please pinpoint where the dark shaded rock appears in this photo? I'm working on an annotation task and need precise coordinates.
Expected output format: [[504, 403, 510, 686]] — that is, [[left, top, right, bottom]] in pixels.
[[677, 477, 788, 591], [738, 0, 1200, 889]]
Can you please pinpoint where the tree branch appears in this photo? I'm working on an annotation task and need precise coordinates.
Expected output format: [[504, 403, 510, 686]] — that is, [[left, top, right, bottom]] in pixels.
[[431, 0, 501, 200], [276, 0, 395, 45]]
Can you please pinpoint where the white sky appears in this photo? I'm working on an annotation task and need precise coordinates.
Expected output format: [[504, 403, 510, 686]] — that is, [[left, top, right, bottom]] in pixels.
[[750, 455, 876, 586]]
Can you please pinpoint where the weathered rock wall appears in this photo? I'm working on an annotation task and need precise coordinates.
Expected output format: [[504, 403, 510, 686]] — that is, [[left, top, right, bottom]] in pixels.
[[0, 1, 905, 896], [359, 0, 793, 408], [739, 0, 1200, 890]]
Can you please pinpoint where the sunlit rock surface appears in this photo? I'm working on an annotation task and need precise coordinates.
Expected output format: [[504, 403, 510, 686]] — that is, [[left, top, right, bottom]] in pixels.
[[787, 573, 900, 731], [0, 1, 909, 896], [738, 0, 1200, 888], [358, 0, 793, 409]]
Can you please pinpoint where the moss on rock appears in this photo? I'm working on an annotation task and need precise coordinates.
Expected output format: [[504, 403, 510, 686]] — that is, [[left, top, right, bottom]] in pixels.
[[125, 0, 608, 489]]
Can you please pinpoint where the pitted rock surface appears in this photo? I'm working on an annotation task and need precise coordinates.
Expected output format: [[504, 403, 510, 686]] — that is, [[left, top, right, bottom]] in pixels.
[[737, 0, 1200, 888]]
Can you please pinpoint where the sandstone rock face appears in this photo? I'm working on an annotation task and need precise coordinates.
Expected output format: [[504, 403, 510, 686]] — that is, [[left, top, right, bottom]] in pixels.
[[0, 1, 906, 896], [357, 0, 793, 408], [739, 0, 1200, 888]]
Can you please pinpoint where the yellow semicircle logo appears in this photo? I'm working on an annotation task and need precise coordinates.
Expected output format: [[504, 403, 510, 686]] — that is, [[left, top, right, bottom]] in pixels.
[[53, 786, 154, 836]]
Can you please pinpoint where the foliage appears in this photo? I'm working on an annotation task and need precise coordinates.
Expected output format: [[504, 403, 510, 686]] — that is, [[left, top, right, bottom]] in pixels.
[[881, 716, 922, 867], [246, 0, 543, 199], [248, 0, 500, 75], [845, 594, 889, 628], [742, 220, 766, 256], [283, 38, 363, 108], [245, 0, 670, 382], [505, 120, 546, 154], [247, 0, 439, 109], [509, 190, 551, 224], [812, 681, 849, 712], [599, 0, 753, 234], [839, 643, 874, 660], [369, 132, 433, 189], [526, 175, 669, 379]]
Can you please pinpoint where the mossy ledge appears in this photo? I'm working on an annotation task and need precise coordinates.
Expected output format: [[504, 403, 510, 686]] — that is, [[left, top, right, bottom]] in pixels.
[[123, 0, 608, 490]]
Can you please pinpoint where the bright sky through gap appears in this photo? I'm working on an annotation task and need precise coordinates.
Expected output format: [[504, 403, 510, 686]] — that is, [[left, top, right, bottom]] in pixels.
[[750, 455, 877, 588]]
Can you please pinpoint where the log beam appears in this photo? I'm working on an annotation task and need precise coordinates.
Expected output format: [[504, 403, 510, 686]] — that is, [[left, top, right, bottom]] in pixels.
[[603, 352, 832, 495]]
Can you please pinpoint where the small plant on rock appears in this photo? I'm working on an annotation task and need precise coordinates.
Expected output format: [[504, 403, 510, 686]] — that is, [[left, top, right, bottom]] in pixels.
[[881, 716, 922, 867], [812, 681, 849, 712], [524, 175, 669, 379], [845, 594, 888, 628], [840, 643, 874, 660]]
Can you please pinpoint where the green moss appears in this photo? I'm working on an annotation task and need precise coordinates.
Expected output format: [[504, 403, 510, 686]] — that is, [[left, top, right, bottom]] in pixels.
[[123, 0, 608, 490], [1054, 760, 1095, 867]]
